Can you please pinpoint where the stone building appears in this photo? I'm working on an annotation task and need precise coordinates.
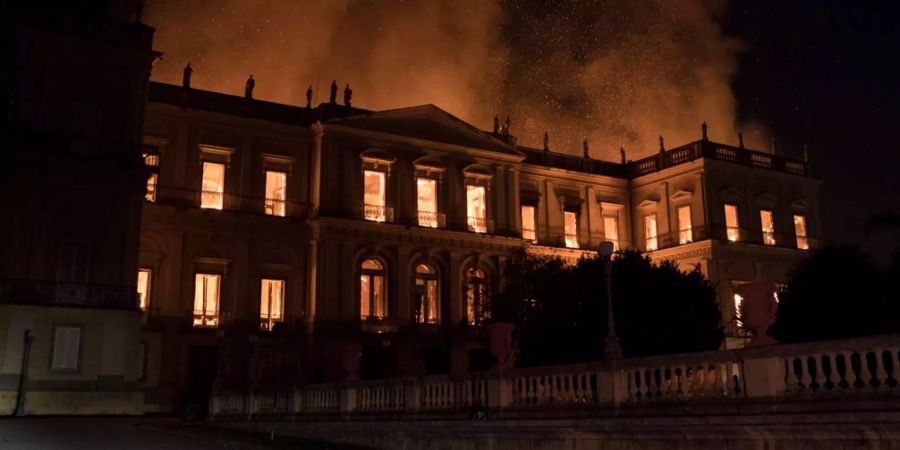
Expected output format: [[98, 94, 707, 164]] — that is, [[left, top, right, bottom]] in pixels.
[[137, 82, 820, 412]]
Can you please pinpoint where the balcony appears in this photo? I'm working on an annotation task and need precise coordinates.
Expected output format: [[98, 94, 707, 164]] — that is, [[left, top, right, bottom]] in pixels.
[[628, 141, 812, 178], [0, 279, 138, 309], [200, 190, 224, 210], [467, 216, 494, 234], [363, 204, 395, 223], [416, 211, 446, 228], [259, 314, 283, 331], [193, 309, 220, 328]]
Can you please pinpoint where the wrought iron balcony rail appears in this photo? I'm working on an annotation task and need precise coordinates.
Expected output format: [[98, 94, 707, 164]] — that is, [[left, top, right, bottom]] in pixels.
[[362, 204, 395, 223], [0, 279, 138, 309], [416, 210, 446, 228], [467, 216, 494, 234], [144, 183, 311, 218]]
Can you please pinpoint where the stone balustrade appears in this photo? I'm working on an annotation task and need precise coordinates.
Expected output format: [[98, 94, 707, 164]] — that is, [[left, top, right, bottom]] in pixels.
[[211, 334, 900, 419]]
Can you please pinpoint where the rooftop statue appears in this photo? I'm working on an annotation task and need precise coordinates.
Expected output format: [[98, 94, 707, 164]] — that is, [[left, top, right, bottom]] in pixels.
[[701, 121, 708, 141], [658, 136, 665, 153], [244, 75, 255, 99], [344, 83, 353, 107], [329, 80, 337, 104], [620, 146, 626, 164], [738, 132, 745, 149], [543, 132, 550, 152], [182, 62, 192, 89], [306, 85, 313, 109], [583, 139, 589, 158], [493, 115, 499, 134]]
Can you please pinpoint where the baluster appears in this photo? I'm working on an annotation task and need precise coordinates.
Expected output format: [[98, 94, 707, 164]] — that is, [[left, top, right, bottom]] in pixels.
[[859, 352, 874, 391], [713, 364, 725, 397], [843, 351, 859, 391], [648, 368, 659, 400], [875, 349, 890, 392], [784, 358, 799, 394], [890, 348, 900, 393], [695, 364, 707, 397], [635, 369, 646, 401], [825, 353, 839, 393], [724, 363, 736, 397], [812, 355, 826, 395], [625, 370, 636, 401], [798, 357, 813, 394]]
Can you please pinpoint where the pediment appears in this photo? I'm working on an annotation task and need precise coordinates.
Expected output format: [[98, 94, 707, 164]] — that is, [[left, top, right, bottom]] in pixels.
[[328, 105, 520, 156]]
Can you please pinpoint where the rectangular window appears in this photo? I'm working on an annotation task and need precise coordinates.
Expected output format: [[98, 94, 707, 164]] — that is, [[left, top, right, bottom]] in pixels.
[[143, 152, 159, 202], [466, 184, 487, 233], [603, 216, 619, 250], [793, 215, 809, 250], [564, 211, 578, 248], [416, 177, 439, 227], [137, 268, 151, 311], [363, 170, 387, 222], [733, 292, 744, 329], [259, 279, 285, 331], [724, 204, 740, 242], [193, 273, 220, 327], [51, 326, 81, 371], [644, 214, 658, 251], [760, 210, 776, 246], [521, 205, 536, 242], [677, 205, 693, 244], [200, 162, 225, 209], [264, 171, 287, 217]]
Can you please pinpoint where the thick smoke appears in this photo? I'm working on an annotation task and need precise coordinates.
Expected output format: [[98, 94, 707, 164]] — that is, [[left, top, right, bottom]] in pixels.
[[145, 0, 762, 160]]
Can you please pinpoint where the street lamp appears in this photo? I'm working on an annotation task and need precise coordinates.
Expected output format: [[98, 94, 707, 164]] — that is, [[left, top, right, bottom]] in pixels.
[[599, 241, 622, 359]]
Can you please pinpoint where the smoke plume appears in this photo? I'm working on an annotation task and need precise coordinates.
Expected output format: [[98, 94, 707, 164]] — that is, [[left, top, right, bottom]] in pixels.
[[145, 0, 762, 160]]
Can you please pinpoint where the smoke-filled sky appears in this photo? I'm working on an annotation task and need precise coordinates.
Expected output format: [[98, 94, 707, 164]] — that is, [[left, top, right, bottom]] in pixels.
[[144, 0, 765, 160]]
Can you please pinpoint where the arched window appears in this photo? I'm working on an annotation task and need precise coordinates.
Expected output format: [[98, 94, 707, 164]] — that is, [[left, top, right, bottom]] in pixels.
[[414, 264, 439, 324], [465, 268, 490, 325], [360, 259, 387, 319]]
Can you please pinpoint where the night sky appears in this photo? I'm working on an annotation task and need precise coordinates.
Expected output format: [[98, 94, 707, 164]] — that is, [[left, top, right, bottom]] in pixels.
[[724, 1, 900, 258]]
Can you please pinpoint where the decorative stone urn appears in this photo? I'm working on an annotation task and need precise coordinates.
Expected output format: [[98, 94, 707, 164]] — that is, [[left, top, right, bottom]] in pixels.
[[734, 282, 780, 347], [486, 322, 517, 370]]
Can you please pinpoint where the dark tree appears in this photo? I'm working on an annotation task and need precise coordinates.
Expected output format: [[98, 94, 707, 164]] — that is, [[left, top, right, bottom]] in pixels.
[[770, 245, 896, 343], [494, 249, 721, 366]]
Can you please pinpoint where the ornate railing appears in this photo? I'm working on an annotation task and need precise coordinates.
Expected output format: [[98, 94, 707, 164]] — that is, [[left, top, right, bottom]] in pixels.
[[628, 141, 812, 178], [467, 216, 494, 234], [363, 204, 394, 223], [417, 211, 446, 228], [211, 335, 900, 419]]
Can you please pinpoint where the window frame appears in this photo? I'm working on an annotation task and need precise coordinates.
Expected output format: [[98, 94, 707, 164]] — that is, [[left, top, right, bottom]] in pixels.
[[465, 267, 490, 325], [193, 273, 221, 328], [415, 176, 441, 228], [644, 213, 659, 251], [360, 258, 388, 320], [50, 324, 83, 373], [264, 170, 288, 217], [724, 203, 741, 242], [259, 278, 286, 331], [793, 214, 809, 250], [137, 267, 152, 312], [677, 205, 693, 244], [760, 209, 776, 246], [521, 204, 537, 242], [563, 210, 579, 248], [414, 263, 440, 324]]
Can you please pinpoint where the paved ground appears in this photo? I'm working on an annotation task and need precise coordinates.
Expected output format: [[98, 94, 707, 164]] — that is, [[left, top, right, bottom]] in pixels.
[[0, 417, 363, 450]]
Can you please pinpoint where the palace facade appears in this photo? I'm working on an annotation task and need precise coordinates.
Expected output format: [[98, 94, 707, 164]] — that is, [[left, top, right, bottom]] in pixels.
[[0, 1, 821, 415], [135, 82, 820, 412]]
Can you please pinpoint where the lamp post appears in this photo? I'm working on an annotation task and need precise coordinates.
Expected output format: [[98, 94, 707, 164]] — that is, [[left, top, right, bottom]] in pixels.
[[599, 241, 622, 359]]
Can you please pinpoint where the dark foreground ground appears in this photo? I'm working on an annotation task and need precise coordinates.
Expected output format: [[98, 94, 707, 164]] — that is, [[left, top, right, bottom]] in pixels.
[[0, 417, 367, 450]]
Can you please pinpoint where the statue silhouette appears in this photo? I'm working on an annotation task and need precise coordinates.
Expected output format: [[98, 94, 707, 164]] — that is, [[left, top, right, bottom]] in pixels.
[[701, 121, 708, 141], [543, 132, 549, 152], [738, 132, 744, 149], [620, 147, 627, 164], [344, 83, 352, 107], [182, 63, 192, 89], [306, 85, 313, 109], [658, 136, 665, 153], [244, 75, 255, 99], [329, 80, 337, 104], [582, 139, 589, 158], [493, 115, 499, 134]]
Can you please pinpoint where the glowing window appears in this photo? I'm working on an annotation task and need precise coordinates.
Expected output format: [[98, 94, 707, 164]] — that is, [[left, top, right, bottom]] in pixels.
[[414, 264, 439, 324], [466, 185, 487, 233], [724, 204, 740, 242], [363, 170, 387, 222], [360, 259, 387, 319], [760, 210, 776, 246], [51, 326, 81, 371], [564, 211, 578, 248], [137, 268, 151, 311], [465, 268, 489, 325], [733, 292, 744, 329], [264, 171, 287, 217], [259, 279, 284, 331], [200, 162, 225, 209], [143, 152, 158, 202], [603, 216, 619, 251], [193, 273, 220, 327], [793, 215, 809, 250], [644, 214, 658, 251], [416, 178, 438, 227], [521, 205, 536, 242], [677, 206, 693, 244]]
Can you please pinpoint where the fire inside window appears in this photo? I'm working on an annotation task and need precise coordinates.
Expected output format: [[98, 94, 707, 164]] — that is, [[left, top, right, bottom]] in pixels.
[[724, 204, 740, 242], [760, 210, 776, 246], [564, 211, 578, 248], [363, 170, 387, 222], [793, 215, 809, 250], [200, 162, 225, 209], [603, 216, 619, 250], [465, 268, 489, 324], [259, 279, 284, 330], [137, 268, 151, 311], [414, 264, 439, 324], [521, 205, 536, 242], [416, 178, 438, 227], [677, 205, 693, 244], [143, 152, 159, 202], [466, 185, 487, 233], [360, 259, 387, 319], [644, 214, 658, 251], [193, 273, 220, 327], [264, 171, 287, 217]]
